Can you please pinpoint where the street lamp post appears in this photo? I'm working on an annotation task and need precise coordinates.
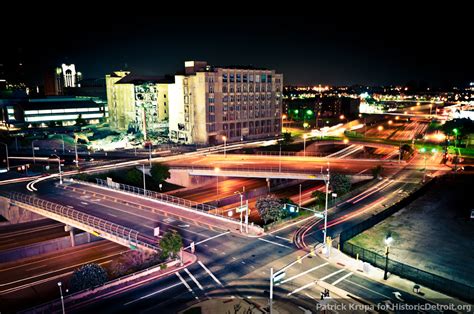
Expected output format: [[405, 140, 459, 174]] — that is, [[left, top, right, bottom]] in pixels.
[[149, 143, 152, 167], [142, 164, 147, 196], [235, 190, 244, 233], [383, 234, 393, 280], [323, 163, 330, 252], [223, 136, 227, 158], [0, 142, 9, 170], [58, 281, 65, 314], [299, 183, 302, 207], [74, 139, 79, 168], [52, 154, 63, 184]]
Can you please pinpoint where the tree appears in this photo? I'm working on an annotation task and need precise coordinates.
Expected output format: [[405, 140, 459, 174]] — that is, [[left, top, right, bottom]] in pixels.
[[330, 173, 351, 196], [150, 163, 171, 184], [75, 114, 87, 127], [124, 169, 142, 186], [311, 190, 326, 207], [372, 165, 384, 179], [281, 132, 293, 145], [159, 230, 183, 260], [255, 195, 285, 224], [70, 263, 108, 292]]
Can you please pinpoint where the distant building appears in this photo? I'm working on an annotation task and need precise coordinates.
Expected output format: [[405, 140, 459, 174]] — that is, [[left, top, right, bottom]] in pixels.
[[0, 96, 107, 129], [169, 61, 283, 145], [106, 71, 173, 139], [44, 64, 82, 96], [106, 61, 283, 145]]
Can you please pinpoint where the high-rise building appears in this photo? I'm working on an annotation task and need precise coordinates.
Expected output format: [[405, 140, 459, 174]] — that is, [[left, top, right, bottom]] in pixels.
[[169, 61, 283, 145], [106, 71, 173, 139], [105, 61, 283, 145]]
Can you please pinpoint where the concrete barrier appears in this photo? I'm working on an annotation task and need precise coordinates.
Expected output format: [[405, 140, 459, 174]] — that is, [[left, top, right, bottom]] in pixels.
[[0, 232, 101, 263]]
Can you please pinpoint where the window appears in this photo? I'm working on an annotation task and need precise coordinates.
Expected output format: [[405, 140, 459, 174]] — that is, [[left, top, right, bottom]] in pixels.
[[261, 74, 267, 83], [249, 74, 254, 82], [223, 85, 228, 93], [230, 73, 234, 82], [237, 74, 241, 82], [223, 74, 228, 82], [208, 105, 215, 112], [243, 74, 248, 82], [223, 96, 228, 102]]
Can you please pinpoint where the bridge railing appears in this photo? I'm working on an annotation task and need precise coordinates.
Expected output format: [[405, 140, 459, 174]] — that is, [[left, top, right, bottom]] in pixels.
[[91, 178, 241, 223], [6, 192, 158, 252]]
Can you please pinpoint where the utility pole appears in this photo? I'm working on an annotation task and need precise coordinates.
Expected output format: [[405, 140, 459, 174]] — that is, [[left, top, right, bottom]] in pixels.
[[74, 140, 79, 168], [299, 183, 302, 207], [57, 281, 65, 314], [143, 164, 147, 195], [323, 162, 330, 252], [61, 134, 65, 154], [149, 144, 152, 168]]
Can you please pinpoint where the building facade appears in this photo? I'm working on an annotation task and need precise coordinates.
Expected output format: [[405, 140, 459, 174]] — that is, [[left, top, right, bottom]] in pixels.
[[169, 61, 283, 145], [106, 71, 172, 139], [0, 96, 107, 129]]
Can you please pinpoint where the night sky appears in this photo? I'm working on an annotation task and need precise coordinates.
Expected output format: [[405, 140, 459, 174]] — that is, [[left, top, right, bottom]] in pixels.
[[2, 13, 472, 87]]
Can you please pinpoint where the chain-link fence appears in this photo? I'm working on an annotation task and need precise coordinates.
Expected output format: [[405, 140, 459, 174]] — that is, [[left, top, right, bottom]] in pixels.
[[342, 242, 474, 302], [7, 192, 158, 252]]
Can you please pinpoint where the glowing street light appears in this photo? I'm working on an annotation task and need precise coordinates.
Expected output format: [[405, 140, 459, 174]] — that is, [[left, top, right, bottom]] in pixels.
[[343, 138, 349, 144], [377, 125, 384, 131], [222, 135, 227, 158], [303, 122, 309, 128], [339, 114, 345, 120], [388, 120, 393, 125]]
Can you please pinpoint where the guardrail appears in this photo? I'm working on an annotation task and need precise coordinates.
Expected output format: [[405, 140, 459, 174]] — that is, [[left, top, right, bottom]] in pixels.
[[89, 178, 241, 223], [5, 192, 158, 252]]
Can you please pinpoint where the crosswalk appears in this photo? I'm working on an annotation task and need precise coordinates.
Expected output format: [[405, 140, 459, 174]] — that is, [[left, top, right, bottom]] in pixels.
[[123, 261, 223, 306]]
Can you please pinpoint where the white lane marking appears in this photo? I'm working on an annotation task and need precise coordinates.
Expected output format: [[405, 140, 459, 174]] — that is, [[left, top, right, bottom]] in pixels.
[[198, 261, 223, 287], [320, 269, 345, 281], [345, 279, 392, 299], [258, 238, 292, 249], [331, 272, 353, 286], [80, 201, 88, 205], [305, 293, 315, 300], [123, 282, 182, 305], [275, 235, 292, 242], [107, 213, 118, 218], [288, 281, 316, 296], [185, 268, 204, 290], [183, 231, 230, 250], [176, 272, 198, 299], [280, 262, 329, 284]]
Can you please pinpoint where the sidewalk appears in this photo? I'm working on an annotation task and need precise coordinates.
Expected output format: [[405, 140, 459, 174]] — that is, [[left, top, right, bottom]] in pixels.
[[316, 247, 472, 308]]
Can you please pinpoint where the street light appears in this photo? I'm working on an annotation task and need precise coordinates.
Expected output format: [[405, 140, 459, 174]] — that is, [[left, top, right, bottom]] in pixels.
[[58, 281, 65, 314], [214, 167, 220, 197], [223, 135, 227, 158], [383, 233, 393, 280], [0, 142, 9, 170], [51, 154, 63, 184]]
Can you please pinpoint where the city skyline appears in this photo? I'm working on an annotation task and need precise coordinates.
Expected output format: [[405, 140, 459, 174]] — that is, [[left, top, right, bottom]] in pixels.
[[1, 14, 472, 87]]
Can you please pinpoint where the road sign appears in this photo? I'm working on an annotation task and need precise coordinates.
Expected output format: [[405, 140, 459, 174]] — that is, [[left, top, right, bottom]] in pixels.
[[332, 193, 337, 198], [273, 271, 286, 283], [236, 205, 248, 213], [314, 212, 324, 218]]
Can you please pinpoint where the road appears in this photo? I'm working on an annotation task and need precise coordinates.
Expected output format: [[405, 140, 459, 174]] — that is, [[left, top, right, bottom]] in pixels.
[[0, 240, 127, 312], [0, 219, 69, 251]]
